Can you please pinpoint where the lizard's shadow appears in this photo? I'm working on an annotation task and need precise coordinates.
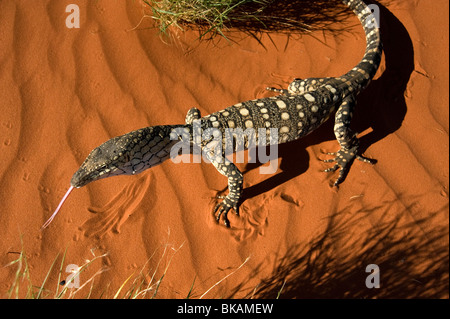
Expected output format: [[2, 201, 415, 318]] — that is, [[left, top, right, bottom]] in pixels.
[[355, 1, 413, 154], [241, 1, 412, 202]]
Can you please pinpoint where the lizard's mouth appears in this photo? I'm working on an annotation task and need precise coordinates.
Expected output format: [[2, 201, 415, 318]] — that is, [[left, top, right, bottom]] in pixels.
[[70, 164, 118, 188], [70, 166, 96, 188]]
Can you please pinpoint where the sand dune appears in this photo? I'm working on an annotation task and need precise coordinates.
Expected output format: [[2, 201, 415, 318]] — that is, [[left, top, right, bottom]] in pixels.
[[0, 0, 448, 298]]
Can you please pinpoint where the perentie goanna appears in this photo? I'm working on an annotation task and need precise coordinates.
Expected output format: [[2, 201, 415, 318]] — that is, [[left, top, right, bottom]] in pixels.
[[42, 0, 382, 229]]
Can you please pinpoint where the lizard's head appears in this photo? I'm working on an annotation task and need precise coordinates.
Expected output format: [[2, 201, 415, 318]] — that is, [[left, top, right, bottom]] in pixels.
[[70, 126, 177, 188], [42, 125, 182, 229], [70, 136, 131, 188]]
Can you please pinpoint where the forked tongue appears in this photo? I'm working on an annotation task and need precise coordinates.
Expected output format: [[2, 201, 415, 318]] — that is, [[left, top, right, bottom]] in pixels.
[[41, 185, 74, 230]]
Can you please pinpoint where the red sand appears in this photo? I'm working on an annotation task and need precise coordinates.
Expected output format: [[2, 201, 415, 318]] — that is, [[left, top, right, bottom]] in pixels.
[[0, 0, 448, 298]]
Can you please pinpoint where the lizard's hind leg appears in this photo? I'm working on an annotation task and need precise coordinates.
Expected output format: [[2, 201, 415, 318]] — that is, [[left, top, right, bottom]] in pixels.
[[323, 96, 376, 186]]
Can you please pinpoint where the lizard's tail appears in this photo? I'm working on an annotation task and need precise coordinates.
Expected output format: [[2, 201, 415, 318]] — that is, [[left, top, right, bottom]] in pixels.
[[341, 0, 382, 91]]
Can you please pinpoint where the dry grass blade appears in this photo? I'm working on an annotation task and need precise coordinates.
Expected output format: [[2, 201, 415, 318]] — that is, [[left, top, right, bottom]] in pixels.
[[199, 256, 250, 299]]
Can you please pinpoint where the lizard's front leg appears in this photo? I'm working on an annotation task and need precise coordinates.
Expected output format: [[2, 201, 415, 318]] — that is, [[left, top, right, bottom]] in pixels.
[[204, 148, 243, 227], [324, 96, 376, 186]]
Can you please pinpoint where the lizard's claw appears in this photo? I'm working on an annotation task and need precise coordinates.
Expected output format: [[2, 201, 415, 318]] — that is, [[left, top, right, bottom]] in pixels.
[[322, 146, 376, 186], [213, 197, 239, 228]]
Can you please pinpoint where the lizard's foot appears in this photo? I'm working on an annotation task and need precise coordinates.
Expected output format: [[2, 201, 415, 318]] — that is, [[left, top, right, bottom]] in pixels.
[[322, 146, 376, 186], [213, 196, 239, 228]]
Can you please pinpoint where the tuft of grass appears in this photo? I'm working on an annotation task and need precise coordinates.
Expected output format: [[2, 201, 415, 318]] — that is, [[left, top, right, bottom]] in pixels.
[[4, 238, 189, 299], [142, 0, 268, 39], [138, 0, 350, 40], [5, 244, 108, 299], [4, 236, 252, 299], [4, 243, 179, 299]]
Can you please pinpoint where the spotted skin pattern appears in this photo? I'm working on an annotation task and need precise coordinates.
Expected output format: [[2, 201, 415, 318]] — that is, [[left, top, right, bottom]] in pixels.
[[69, 0, 382, 227]]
